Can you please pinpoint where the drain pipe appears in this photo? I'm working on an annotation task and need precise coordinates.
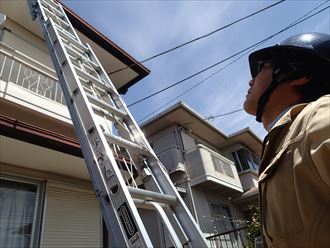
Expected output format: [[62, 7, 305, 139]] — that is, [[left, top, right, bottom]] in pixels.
[[176, 127, 199, 224]]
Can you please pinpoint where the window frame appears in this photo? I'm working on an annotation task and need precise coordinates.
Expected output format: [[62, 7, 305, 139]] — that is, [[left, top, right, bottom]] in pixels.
[[231, 148, 260, 172], [0, 175, 45, 248], [209, 202, 234, 232]]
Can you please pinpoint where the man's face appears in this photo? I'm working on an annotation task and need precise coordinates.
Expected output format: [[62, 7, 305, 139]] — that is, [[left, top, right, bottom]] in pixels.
[[244, 62, 273, 116]]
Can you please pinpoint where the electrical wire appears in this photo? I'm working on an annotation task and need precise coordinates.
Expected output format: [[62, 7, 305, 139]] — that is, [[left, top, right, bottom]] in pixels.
[[137, 47, 256, 123], [182, 109, 245, 126], [137, 0, 330, 124], [108, 0, 286, 75], [129, 3, 330, 109]]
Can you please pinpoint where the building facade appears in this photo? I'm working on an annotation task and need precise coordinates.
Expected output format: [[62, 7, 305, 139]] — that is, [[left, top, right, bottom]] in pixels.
[[0, 1, 149, 247], [141, 102, 262, 247], [1, 1, 262, 248]]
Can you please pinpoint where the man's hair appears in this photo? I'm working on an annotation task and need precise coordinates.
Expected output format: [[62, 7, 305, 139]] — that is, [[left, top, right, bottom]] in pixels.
[[277, 53, 330, 103], [294, 60, 330, 102]]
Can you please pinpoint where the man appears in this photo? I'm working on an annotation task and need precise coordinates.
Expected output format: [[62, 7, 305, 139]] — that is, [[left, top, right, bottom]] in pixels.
[[244, 32, 330, 248]]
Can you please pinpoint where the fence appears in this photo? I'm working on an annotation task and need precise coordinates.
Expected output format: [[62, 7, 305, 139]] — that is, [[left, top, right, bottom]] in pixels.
[[0, 43, 65, 105], [207, 226, 251, 248]]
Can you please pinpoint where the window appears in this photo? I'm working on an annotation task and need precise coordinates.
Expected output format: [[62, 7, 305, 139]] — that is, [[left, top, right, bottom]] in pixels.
[[0, 177, 44, 248], [232, 149, 260, 172], [210, 202, 234, 233]]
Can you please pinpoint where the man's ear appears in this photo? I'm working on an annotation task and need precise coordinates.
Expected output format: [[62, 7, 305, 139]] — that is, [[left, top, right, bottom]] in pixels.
[[288, 76, 312, 86]]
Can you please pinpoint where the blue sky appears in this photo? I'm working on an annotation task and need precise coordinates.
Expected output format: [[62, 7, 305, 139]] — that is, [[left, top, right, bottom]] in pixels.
[[63, 0, 329, 139]]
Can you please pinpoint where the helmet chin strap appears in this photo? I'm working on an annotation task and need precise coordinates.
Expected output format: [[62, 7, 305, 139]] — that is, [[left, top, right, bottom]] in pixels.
[[255, 65, 303, 123], [255, 67, 281, 122]]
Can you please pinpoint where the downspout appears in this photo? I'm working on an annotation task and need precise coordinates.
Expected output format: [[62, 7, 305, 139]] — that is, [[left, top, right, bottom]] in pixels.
[[176, 127, 199, 224]]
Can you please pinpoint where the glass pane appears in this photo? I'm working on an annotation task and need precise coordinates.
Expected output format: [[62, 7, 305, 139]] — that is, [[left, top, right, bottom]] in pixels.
[[0, 179, 38, 248], [236, 150, 249, 171], [244, 150, 255, 170], [251, 153, 260, 171], [221, 206, 234, 231], [210, 202, 222, 217], [232, 152, 242, 172]]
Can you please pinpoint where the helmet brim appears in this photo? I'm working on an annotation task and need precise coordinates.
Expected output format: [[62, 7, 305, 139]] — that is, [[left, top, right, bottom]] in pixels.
[[249, 45, 330, 78]]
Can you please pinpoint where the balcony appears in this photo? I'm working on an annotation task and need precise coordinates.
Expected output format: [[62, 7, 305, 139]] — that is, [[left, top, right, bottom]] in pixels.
[[0, 41, 70, 123], [185, 144, 243, 195], [155, 145, 185, 173]]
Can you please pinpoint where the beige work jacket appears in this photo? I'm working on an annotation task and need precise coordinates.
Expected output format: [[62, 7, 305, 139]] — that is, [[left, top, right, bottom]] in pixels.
[[259, 94, 330, 248]]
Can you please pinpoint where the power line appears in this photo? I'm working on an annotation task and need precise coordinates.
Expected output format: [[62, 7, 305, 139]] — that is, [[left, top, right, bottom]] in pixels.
[[108, 0, 286, 75], [137, 45, 257, 123], [137, 0, 329, 124], [130, 3, 330, 108], [182, 109, 244, 126]]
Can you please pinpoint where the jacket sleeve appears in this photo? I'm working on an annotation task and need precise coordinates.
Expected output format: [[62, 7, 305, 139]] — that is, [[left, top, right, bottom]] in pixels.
[[305, 95, 330, 188]]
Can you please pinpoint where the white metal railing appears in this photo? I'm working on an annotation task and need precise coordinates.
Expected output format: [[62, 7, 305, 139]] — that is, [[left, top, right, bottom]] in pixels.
[[0, 42, 65, 105]]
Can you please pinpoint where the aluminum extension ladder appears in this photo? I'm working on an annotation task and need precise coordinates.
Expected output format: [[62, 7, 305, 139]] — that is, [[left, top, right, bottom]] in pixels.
[[27, 0, 209, 247]]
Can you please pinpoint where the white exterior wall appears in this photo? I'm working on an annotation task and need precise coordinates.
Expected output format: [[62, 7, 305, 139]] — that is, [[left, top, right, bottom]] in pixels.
[[1, 20, 71, 123], [192, 188, 246, 235]]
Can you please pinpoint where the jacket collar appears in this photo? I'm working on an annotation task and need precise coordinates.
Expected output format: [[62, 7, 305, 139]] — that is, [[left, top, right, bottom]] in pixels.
[[271, 103, 308, 129], [260, 103, 308, 162]]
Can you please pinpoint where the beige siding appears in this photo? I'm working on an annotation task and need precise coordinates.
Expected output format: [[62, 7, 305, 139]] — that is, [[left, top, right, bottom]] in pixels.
[[41, 183, 101, 248]]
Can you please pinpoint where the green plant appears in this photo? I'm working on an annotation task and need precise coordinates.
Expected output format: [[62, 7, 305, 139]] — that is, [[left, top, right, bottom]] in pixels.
[[246, 205, 261, 248]]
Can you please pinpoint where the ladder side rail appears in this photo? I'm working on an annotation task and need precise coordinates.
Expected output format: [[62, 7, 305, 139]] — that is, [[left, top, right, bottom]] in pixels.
[[29, 0, 210, 247], [84, 44, 154, 148], [30, 7, 128, 246], [76, 11, 210, 248], [36, 16, 130, 247], [36, 11, 153, 247], [53, 0, 82, 42], [46, 19, 153, 247], [150, 202, 182, 248], [148, 159, 209, 246]]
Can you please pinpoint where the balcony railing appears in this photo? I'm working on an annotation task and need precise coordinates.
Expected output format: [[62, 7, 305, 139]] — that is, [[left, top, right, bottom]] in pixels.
[[207, 226, 251, 248], [185, 144, 243, 193], [0, 42, 65, 105]]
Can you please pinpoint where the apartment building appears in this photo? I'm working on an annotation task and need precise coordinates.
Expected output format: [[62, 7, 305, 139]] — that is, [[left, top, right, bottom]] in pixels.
[[0, 1, 262, 247], [141, 102, 262, 247], [0, 1, 150, 247]]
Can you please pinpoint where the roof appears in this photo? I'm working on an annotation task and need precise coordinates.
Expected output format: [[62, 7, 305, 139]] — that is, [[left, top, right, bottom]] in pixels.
[[60, 2, 150, 93], [0, 0, 150, 93], [140, 102, 263, 156]]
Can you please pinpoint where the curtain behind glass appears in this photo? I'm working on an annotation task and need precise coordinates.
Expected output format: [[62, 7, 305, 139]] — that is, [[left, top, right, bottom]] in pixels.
[[0, 179, 37, 248]]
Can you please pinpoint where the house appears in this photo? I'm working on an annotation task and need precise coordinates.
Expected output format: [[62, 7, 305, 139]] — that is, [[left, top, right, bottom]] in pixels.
[[0, 1, 150, 247], [0, 1, 262, 247], [140, 102, 262, 247]]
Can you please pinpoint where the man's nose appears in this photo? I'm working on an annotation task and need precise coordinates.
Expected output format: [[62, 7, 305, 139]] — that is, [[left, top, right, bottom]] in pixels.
[[249, 78, 255, 86]]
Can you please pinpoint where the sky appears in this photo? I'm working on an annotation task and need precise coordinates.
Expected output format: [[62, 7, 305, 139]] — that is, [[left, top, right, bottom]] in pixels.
[[63, 0, 330, 140]]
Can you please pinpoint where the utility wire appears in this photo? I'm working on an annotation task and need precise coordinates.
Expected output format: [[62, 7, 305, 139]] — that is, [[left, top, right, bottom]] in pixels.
[[108, 0, 286, 75], [138, 46, 256, 123], [130, 3, 330, 109], [182, 109, 245, 126], [138, 0, 329, 124]]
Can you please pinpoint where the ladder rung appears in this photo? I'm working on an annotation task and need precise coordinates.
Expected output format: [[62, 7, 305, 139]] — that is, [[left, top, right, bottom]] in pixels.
[[128, 187, 177, 205], [43, 7, 70, 29], [55, 24, 88, 53], [64, 43, 100, 71], [43, 0, 61, 10], [74, 65, 116, 94], [103, 131, 151, 156], [85, 92, 127, 119], [91, 105, 117, 123], [41, 0, 64, 18], [133, 198, 167, 210]]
